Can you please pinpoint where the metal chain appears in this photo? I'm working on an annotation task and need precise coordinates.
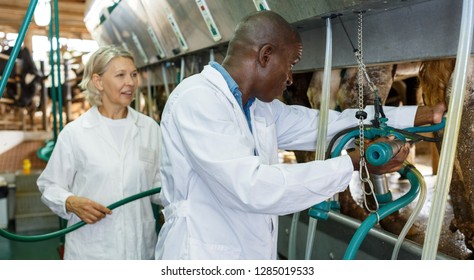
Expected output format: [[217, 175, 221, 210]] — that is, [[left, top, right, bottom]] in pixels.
[[355, 13, 376, 92], [357, 12, 365, 160], [356, 11, 379, 215]]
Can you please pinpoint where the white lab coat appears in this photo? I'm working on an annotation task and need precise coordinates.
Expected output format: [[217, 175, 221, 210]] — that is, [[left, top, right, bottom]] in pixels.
[[37, 106, 161, 260], [155, 65, 417, 260]]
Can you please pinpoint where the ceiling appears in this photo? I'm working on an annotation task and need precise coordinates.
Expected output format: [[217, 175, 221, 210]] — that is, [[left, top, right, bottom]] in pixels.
[[0, 0, 91, 40]]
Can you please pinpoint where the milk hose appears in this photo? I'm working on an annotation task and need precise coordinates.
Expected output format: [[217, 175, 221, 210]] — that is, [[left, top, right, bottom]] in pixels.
[[325, 121, 444, 259], [422, 0, 474, 260], [289, 14, 336, 260], [0, 188, 161, 242], [391, 166, 426, 259], [303, 15, 335, 261]]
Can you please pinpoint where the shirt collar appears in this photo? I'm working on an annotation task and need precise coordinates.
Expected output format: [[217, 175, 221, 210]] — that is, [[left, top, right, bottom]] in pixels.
[[210, 61, 255, 109], [210, 62, 256, 133], [210, 62, 239, 96]]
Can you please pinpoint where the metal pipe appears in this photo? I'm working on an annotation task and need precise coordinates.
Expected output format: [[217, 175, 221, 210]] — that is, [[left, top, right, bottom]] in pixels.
[[40, 61, 49, 130], [422, 0, 474, 260], [147, 68, 153, 117], [180, 57, 186, 83], [64, 60, 72, 123], [48, 5, 58, 141], [288, 211, 299, 259], [210, 48, 215, 62], [53, 0, 63, 130], [371, 174, 389, 195], [135, 87, 140, 111], [161, 63, 170, 97], [0, 0, 38, 99]]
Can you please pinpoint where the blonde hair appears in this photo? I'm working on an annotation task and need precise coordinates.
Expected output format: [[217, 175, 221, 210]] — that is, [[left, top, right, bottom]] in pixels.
[[79, 45, 135, 106]]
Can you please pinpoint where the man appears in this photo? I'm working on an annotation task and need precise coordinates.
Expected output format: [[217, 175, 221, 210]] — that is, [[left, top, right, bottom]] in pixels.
[[155, 10, 446, 259]]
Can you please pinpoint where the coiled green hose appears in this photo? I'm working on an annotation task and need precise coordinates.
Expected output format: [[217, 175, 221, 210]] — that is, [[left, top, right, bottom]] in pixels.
[[0, 187, 160, 242]]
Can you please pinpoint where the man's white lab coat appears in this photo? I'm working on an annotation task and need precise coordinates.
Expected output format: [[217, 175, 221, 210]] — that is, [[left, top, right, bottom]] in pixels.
[[156, 65, 417, 259], [38, 106, 161, 259]]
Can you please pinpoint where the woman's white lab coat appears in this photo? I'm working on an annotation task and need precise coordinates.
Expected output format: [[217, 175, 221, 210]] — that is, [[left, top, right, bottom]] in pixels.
[[37, 106, 161, 259], [156, 65, 417, 260]]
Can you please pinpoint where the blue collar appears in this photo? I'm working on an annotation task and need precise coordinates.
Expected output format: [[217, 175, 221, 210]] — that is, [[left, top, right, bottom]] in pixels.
[[210, 62, 255, 132]]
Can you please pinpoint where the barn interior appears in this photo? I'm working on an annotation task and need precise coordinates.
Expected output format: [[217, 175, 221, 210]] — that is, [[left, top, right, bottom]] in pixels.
[[0, 0, 473, 261]]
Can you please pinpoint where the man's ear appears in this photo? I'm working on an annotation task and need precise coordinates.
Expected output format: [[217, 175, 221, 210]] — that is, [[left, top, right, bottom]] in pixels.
[[92, 73, 103, 91], [258, 43, 273, 67]]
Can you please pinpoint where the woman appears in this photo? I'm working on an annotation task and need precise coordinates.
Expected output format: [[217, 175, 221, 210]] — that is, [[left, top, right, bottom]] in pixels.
[[37, 45, 161, 259]]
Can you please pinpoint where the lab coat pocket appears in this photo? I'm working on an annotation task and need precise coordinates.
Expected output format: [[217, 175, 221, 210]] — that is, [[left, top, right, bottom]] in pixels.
[[139, 147, 155, 164], [138, 147, 156, 187], [139, 146, 156, 172], [188, 237, 241, 260]]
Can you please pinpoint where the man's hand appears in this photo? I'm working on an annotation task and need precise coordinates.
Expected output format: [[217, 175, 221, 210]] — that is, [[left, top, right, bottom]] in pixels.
[[414, 102, 447, 126], [348, 136, 410, 175], [66, 196, 112, 224]]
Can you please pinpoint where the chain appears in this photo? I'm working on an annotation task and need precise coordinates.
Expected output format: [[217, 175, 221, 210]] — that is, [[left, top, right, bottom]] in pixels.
[[355, 13, 376, 92], [357, 12, 365, 160], [356, 11, 379, 215]]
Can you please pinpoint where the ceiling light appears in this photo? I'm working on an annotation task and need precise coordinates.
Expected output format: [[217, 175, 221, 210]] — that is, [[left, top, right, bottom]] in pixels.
[[34, 0, 52, 27]]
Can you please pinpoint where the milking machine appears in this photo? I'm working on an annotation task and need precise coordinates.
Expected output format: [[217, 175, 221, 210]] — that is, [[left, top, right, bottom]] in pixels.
[[304, 55, 446, 259], [333, 0, 473, 260], [314, 113, 445, 260], [300, 10, 448, 260]]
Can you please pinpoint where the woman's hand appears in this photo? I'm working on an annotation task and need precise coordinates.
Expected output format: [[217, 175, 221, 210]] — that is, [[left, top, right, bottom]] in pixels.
[[66, 196, 112, 224]]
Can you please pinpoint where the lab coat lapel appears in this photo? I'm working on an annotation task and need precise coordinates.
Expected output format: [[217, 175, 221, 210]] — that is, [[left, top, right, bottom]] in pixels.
[[251, 102, 279, 164], [202, 66, 255, 143], [123, 108, 140, 155]]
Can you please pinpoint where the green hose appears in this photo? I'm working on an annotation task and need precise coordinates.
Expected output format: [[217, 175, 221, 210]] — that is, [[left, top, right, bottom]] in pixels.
[[343, 164, 419, 259], [0, 187, 161, 242], [0, 0, 38, 99]]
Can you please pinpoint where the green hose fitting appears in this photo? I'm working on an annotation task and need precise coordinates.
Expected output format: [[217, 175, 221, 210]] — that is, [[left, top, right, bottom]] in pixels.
[[366, 139, 405, 166]]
